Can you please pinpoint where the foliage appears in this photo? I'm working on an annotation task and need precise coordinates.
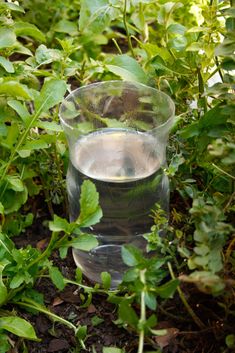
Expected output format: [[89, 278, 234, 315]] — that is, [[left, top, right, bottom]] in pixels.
[[0, 0, 234, 352]]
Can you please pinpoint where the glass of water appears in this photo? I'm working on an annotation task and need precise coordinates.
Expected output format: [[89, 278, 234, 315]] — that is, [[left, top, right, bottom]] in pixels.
[[59, 81, 175, 287]]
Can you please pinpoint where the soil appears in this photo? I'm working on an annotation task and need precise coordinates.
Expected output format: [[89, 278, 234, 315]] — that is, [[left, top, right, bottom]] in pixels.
[[10, 196, 235, 353]]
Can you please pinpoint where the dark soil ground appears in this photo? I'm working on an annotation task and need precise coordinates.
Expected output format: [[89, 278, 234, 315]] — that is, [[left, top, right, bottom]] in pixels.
[[11, 196, 235, 353]]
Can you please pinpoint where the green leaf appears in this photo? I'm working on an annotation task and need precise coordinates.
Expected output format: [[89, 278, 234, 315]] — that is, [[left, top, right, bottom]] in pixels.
[[0, 264, 8, 307], [79, 0, 120, 33], [37, 121, 62, 132], [0, 81, 31, 99], [49, 266, 65, 291], [77, 180, 102, 227], [35, 79, 67, 113], [76, 325, 87, 340], [0, 2, 25, 13], [103, 348, 123, 353], [106, 55, 148, 84], [0, 333, 11, 353], [145, 292, 157, 310], [91, 315, 104, 327], [6, 176, 24, 192], [54, 20, 77, 34], [35, 44, 62, 65], [0, 202, 4, 215], [7, 100, 31, 124], [101, 271, 111, 289], [0, 56, 14, 73], [118, 301, 138, 328], [49, 215, 71, 234], [121, 245, 143, 267], [156, 279, 179, 299], [18, 139, 50, 158], [14, 22, 45, 42], [0, 317, 39, 340], [0, 28, 16, 49], [68, 233, 98, 251]]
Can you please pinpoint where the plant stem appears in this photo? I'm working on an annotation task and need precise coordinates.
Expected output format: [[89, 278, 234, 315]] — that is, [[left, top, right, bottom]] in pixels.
[[167, 262, 205, 329], [212, 163, 235, 181], [16, 300, 77, 332], [138, 269, 146, 353], [123, 0, 135, 57], [112, 38, 123, 54]]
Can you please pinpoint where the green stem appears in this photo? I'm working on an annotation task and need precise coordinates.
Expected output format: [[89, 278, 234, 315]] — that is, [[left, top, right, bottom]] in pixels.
[[123, 0, 135, 57], [138, 269, 146, 353], [212, 163, 235, 181], [112, 38, 123, 55], [168, 262, 205, 329], [197, 66, 207, 114], [15, 300, 77, 332]]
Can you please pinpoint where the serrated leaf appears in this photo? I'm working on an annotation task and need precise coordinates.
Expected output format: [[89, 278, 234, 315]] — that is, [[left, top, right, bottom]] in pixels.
[[0, 28, 16, 49], [121, 245, 143, 267], [49, 266, 65, 291], [35, 79, 67, 113], [0, 317, 39, 340], [106, 55, 148, 84], [77, 180, 102, 227], [0, 56, 14, 73], [14, 22, 45, 42]]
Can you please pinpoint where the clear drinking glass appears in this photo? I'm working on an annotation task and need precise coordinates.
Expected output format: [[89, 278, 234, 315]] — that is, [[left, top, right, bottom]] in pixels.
[[59, 81, 175, 287]]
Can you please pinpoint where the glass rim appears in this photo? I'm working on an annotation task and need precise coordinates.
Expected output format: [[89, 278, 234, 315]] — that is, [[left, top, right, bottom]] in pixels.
[[59, 80, 175, 132]]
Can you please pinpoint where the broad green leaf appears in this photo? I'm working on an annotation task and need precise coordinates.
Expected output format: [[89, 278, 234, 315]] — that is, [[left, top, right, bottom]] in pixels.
[[68, 233, 98, 251], [18, 139, 50, 158], [35, 79, 67, 113], [121, 244, 143, 267], [6, 176, 24, 192], [77, 180, 102, 227], [0, 2, 25, 13], [101, 271, 111, 289], [79, 0, 120, 33], [0, 56, 14, 73], [118, 301, 138, 328], [145, 292, 157, 310], [49, 266, 65, 291], [0, 81, 31, 99], [0, 264, 8, 306], [49, 214, 70, 233], [54, 20, 77, 34], [0, 333, 11, 353], [156, 279, 179, 299], [14, 22, 45, 42], [76, 325, 87, 340], [35, 44, 62, 65], [0, 317, 39, 340], [7, 100, 31, 124], [0, 28, 16, 49], [106, 55, 148, 84], [37, 121, 62, 132]]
